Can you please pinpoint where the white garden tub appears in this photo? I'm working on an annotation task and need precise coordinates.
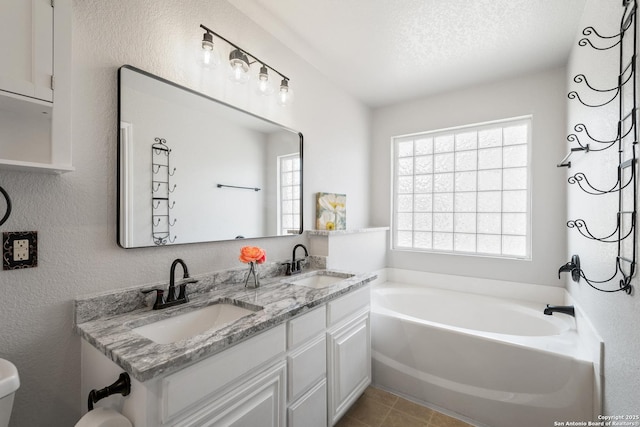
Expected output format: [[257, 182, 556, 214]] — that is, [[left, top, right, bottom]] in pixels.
[[371, 282, 594, 427]]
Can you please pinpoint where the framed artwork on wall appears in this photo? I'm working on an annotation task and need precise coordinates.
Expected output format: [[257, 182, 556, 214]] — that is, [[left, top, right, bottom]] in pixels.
[[316, 192, 346, 230]]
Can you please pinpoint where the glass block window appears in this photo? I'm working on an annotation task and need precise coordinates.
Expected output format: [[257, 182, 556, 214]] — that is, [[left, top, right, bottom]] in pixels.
[[392, 116, 531, 259], [279, 153, 301, 235]]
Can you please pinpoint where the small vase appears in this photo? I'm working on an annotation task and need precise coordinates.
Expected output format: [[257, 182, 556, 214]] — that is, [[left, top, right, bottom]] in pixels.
[[244, 261, 260, 288]]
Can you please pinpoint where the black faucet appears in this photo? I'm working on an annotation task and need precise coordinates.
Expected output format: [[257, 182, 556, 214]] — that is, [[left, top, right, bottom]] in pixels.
[[142, 258, 198, 310], [286, 244, 308, 275], [558, 255, 581, 283], [168, 258, 197, 303], [543, 304, 575, 317]]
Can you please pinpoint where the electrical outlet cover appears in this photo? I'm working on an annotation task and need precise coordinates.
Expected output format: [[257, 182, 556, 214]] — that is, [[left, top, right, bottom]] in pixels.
[[3, 231, 38, 270]]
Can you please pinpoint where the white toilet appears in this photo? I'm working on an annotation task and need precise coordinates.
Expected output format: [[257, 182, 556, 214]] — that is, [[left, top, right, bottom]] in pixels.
[[0, 358, 19, 427], [0, 358, 130, 427]]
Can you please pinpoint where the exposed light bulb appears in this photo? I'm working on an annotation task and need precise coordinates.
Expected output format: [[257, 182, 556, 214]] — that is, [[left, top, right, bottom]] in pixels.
[[228, 49, 250, 84], [254, 65, 274, 96], [278, 79, 294, 106], [200, 32, 220, 68]]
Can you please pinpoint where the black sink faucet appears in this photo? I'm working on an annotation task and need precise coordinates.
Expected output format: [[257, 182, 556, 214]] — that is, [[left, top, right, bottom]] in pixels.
[[143, 258, 198, 310], [543, 304, 575, 317], [168, 258, 197, 303], [287, 244, 308, 275]]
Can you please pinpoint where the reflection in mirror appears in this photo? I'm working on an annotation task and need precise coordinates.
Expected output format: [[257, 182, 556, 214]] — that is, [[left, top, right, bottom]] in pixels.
[[118, 65, 303, 248]]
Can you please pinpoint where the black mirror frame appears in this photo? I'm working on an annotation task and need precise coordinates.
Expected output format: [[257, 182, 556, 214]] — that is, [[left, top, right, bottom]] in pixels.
[[116, 65, 303, 248]]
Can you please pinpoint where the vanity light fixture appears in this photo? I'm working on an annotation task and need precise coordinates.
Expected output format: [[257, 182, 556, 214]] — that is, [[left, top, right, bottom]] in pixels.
[[228, 48, 250, 84], [199, 24, 293, 105], [278, 78, 294, 106], [200, 31, 220, 68], [255, 65, 274, 96]]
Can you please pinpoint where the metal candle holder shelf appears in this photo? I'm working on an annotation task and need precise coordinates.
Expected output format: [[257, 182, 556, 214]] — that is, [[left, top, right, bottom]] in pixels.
[[558, 0, 638, 295], [151, 137, 177, 245]]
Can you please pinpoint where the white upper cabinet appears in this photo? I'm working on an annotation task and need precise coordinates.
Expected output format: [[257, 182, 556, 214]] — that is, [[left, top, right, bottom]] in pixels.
[[0, 0, 72, 173], [0, 0, 53, 102]]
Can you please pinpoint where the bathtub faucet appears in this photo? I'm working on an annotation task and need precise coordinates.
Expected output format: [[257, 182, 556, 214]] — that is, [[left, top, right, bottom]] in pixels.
[[543, 304, 575, 317], [558, 254, 581, 283]]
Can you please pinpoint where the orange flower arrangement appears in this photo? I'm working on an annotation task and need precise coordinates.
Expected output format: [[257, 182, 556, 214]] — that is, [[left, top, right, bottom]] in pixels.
[[240, 246, 266, 288], [239, 246, 266, 264]]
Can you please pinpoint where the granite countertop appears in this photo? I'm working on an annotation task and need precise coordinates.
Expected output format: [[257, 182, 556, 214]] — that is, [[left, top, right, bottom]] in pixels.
[[75, 269, 376, 383]]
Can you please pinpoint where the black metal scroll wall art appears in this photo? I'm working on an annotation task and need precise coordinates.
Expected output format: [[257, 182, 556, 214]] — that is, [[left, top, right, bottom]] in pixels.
[[558, 0, 637, 295], [152, 138, 177, 245], [0, 185, 10, 228]]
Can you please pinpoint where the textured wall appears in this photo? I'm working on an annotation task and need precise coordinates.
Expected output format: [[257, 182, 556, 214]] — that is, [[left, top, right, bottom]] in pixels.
[[370, 68, 568, 286], [0, 1, 370, 425], [566, 0, 640, 415]]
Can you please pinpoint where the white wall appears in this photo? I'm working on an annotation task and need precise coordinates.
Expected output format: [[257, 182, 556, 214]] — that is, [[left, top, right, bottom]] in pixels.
[[0, 1, 371, 425], [309, 229, 388, 274], [371, 68, 568, 287], [566, 0, 640, 414]]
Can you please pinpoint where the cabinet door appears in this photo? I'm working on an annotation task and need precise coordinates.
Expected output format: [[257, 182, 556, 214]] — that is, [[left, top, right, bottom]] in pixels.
[[173, 361, 286, 427], [326, 311, 371, 426], [162, 325, 286, 421], [0, 0, 53, 102], [288, 380, 327, 427]]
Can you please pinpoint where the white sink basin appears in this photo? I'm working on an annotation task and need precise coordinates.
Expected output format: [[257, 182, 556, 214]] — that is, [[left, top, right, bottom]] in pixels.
[[287, 271, 354, 289], [131, 301, 261, 344]]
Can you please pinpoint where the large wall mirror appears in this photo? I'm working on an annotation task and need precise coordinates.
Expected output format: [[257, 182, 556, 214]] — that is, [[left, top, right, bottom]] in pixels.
[[118, 65, 303, 248]]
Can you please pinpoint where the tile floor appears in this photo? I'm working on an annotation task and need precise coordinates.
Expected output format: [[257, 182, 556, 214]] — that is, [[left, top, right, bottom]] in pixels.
[[336, 386, 473, 427]]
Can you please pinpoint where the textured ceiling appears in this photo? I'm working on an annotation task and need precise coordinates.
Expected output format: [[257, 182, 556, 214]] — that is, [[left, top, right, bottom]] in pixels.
[[228, 0, 588, 107]]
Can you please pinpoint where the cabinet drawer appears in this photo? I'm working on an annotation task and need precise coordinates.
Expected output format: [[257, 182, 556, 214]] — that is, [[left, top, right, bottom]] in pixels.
[[287, 306, 326, 348], [327, 285, 370, 327], [288, 379, 327, 427], [287, 335, 326, 402], [161, 324, 286, 421]]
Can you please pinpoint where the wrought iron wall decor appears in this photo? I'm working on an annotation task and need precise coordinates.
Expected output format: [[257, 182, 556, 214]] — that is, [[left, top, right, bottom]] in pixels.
[[557, 145, 589, 168], [0, 185, 11, 227], [152, 138, 176, 245], [558, 0, 637, 295]]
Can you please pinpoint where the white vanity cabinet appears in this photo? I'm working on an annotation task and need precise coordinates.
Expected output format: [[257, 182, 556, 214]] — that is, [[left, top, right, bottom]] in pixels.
[[285, 285, 371, 427], [326, 286, 372, 426], [81, 325, 288, 427], [0, 0, 72, 172], [79, 284, 371, 427]]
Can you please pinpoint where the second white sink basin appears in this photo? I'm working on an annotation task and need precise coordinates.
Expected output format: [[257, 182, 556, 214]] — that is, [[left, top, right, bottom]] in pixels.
[[287, 271, 354, 289], [131, 300, 262, 344]]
